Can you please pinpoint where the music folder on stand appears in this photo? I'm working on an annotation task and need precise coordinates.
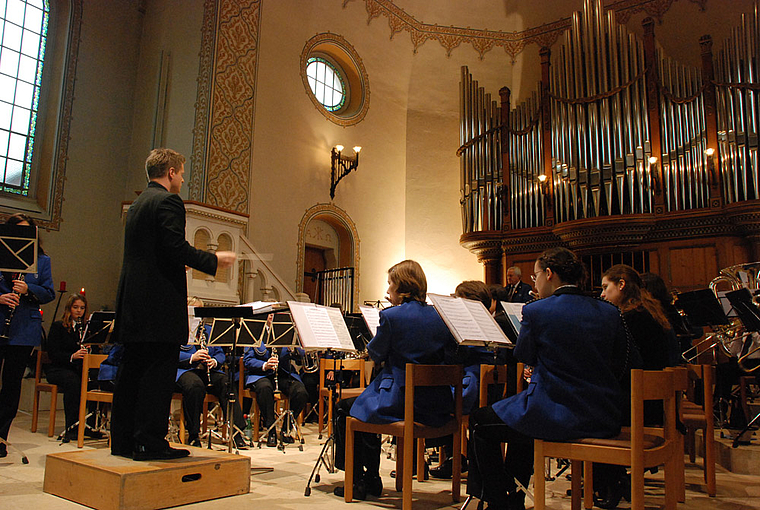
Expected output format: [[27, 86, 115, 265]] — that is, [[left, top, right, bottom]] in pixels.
[[194, 305, 269, 455]]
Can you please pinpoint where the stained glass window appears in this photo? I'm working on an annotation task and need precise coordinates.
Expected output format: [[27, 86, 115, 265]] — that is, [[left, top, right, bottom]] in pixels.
[[0, 0, 49, 196], [306, 57, 346, 112]]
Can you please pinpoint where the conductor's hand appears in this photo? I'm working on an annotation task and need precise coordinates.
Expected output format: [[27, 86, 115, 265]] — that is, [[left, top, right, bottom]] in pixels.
[[263, 357, 278, 371], [12, 279, 28, 295], [216, 251, 237, 269], [191, 349, 211, 364], [0, 293, 20, 307]]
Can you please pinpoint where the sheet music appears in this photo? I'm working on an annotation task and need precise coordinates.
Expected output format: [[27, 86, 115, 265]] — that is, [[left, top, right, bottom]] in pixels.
[[500, 302, 525, 335], [428, 293, 511, 346], [287, 301, 356, 352], [359, 305, 381, 336]]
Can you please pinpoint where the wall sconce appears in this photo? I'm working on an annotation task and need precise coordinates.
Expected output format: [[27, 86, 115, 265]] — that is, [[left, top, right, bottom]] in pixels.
[[704, 147, 718, 184], [330, 145, 362, 199], [537, 173, 548, 194]]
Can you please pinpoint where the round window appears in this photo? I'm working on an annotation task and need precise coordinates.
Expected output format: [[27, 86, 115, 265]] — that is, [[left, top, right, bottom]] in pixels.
[[301, 34, 369, 126], [306, 57, 346, 112]]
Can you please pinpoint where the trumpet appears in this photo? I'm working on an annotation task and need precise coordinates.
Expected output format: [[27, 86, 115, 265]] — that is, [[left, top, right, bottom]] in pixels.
[[0, 273, 25, 340]]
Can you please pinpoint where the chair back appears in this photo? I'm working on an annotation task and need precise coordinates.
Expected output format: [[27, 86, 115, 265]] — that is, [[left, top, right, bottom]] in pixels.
[[82, 353, 108, 374], [319, 357, 367, 389], [403, 363, 463, 427], [631, 369, 677, 446], [35, 349, 51, 384]]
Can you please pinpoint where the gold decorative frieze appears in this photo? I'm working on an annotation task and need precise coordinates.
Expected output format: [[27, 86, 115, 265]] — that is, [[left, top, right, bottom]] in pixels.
[[344, 0, 708, 61]]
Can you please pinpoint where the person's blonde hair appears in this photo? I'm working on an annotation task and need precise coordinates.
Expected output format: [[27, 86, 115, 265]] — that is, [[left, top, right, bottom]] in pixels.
[[388, 260, 427, 303], [145, 148, 185, 179], [455, 280, 491, 308], [61, 294, 88, 331]]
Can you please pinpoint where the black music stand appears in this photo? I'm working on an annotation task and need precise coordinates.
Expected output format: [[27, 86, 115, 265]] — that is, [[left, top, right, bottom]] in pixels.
[[194, 306, 262, 454], [674, 289, 730, 328], [0, 224, 37, 464], [725, 289, 760, 446], [82, 311, 115, 346], [344, 313, 371, 352]]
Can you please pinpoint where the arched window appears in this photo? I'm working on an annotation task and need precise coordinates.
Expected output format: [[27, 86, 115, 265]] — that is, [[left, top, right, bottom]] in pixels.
[[0, 0, 50, 196]]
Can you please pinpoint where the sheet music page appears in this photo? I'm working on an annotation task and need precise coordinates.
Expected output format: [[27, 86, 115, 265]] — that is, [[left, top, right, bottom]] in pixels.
[[287, 301, 354, 351], [428, 293, 487, 343], [500, 301, 525, 338], [325, 306, 358, 351], [359, 305, 381, 336], [463, 299, 511, 345]]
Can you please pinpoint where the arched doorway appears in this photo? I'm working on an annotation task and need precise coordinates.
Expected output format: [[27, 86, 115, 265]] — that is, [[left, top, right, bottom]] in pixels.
[[296, 204, 360, 311]]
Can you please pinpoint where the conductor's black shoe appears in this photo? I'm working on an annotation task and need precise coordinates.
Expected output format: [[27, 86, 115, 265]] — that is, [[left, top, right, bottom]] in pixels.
[[0, 443, 6, 458], [266, 431, 277, 447], [133, 445, 190, 461], [189, 438, 202, 448], [334, 481, 367, 500], [280, 432, 295, 444]]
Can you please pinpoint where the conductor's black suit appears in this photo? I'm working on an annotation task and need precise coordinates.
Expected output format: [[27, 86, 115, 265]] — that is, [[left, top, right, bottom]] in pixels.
[[111, 181, 217, 456]]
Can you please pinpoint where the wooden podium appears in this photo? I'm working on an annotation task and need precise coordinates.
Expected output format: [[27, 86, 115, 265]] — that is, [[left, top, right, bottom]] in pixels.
[[43, 445, 250, 510]]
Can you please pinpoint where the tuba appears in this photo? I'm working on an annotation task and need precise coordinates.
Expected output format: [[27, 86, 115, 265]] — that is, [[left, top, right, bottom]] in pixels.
[[301, 351, 320, 373], [684, 262, 760, 367]]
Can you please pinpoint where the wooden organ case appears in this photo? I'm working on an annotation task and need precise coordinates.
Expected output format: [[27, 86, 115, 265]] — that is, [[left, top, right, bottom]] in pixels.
[[459, 0, 760, 291]]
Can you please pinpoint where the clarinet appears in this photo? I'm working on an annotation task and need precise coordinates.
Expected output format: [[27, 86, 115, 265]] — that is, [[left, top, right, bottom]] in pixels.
[[0, 274, 25, 340], [75, 317, 88, 351], [271, 348, 281, 396], [196, 322, 213, 387]]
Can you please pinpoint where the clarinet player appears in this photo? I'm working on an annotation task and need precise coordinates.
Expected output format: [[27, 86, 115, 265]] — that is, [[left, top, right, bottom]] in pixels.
[[0, 213, 55, 457]]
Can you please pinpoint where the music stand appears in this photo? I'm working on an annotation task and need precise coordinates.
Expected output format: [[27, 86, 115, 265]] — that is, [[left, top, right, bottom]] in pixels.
[[725, 289, 760, 446], [0, 224, 37, 464], [674, 289, 730, 328], [344, 313, 372, 352], [82, 311, 115, 346], [193, 306, 261, 454]]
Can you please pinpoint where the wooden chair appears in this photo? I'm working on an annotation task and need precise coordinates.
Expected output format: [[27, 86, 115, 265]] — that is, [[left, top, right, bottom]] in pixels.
[[77, 353, 112, 448], [534, 369, 680, 510], [31, 350, 58, 437], [317, 357, 367, 439], [680, 364, 717, 497], [345, 363, 463, 509]]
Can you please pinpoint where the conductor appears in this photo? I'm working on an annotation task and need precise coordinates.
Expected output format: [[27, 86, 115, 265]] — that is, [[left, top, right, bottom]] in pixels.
[[110, 148, 236, 461]]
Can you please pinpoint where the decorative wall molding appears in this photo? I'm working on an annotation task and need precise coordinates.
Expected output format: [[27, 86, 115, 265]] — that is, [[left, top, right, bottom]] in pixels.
[[344, 0, 709, 61], [189, 0, 261, 214]]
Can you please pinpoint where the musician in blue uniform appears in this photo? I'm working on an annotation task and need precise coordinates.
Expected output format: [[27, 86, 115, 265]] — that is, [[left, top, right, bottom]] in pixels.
[[0, 213, 55, 458], [333, 260, 457, 500], [243, 345, 308, 447], [467, 247, 638, 510], [176, 324, 248, 449]]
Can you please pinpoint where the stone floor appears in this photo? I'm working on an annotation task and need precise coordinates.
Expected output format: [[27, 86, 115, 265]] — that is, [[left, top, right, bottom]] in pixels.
[[1, 408, 759, 509]]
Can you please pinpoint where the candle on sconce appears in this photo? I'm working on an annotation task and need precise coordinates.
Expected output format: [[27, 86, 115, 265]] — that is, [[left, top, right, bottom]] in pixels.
[[59, 281, 66, 292]]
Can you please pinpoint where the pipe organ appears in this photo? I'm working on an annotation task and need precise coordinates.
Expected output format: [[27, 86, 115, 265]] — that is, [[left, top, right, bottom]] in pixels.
[[459, 0, 760, 290]]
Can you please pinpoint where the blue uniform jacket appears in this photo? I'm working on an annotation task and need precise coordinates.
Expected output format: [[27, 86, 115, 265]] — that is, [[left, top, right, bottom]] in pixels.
[[0, 254, 54, 347], [461, 345, 498, 415], [350, 300, 456, 427], [492, 287, 627, 441], [98, 344, 123, 382], [177, 344, 226, 381], [243, 346, 303, 386]]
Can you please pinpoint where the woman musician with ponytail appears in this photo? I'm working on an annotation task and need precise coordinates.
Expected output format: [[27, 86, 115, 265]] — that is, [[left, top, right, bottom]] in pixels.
[[0, 213, 55, 457], [45, 294, 102, 442]]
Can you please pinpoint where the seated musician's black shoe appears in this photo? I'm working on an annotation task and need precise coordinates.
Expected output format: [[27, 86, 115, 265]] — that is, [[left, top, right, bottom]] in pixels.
[[132, 445, 190, 461], [280, 432, 295, 444], [334, 480, 367, 500], [0, 443, 7, 458], [429, 455, 468, 479], [84, 429, 104, 439], [390, 462, 428, 479], [363, 474, 383, 497], [189, 437, 202, 448], [266, 431, 277, 447], [57, 432, 71, 444], [234, 434, 249, 450]]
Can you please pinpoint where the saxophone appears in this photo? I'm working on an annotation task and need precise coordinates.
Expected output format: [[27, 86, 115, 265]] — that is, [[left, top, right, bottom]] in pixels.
[[0, 273, 25, 341]]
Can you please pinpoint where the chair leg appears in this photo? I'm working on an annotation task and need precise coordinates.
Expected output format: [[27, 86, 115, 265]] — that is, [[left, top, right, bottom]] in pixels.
[[403, 433, 414, 510], [631, 462, 645, 510], [345, 418, 355, 503], [533, 441, 545, 510], [396, 437, 404, 493], [665, 455, 678, 510], [416, 438, 426, 481], [583, 460, 593, 509], [570, 460, 582, 510], [687, 427, 696, 463], [31, 389, 39, 433], [704, 425, 716, 496], [48, 388, 58, 437], [452, 427, 461, 502], [77, 396, 87, 448], [677, 433, 686, 502]]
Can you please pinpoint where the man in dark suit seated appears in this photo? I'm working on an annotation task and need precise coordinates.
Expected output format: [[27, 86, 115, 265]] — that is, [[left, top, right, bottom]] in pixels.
[[504, 266, 533, 303]]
